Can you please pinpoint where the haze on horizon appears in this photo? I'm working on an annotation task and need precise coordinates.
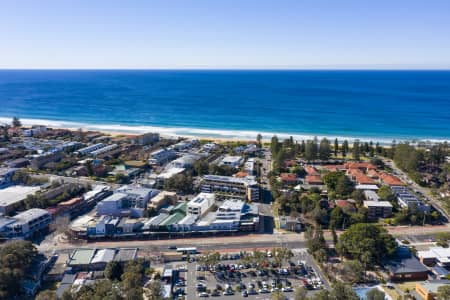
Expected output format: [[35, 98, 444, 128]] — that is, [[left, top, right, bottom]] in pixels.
[[0, 0, 449, 70]]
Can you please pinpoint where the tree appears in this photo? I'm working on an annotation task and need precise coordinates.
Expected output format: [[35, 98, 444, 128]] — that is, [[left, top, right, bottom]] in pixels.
[[163, 174, 193, 194], [337, 223, 397, 267], [437, 285, 450, 300], [335, 175, 354, 197], [342, 140, 349, 157], [378, 186, 395, 202], [271, 290, 285, 300], [394, 143, 422, 173], [294, 287, 308, 300], [0, 240, 38, 299], [121, 260, 144, 300], [330, 282, 359, 300], [256, 133, 263, 148], [319, 138, 331, 161], [12, 116, 22, 127], [342, 260, 365, 283], [352, 140, 361, 160], [36, 290, 58, 300], [146, 280, 165, 300], [270, 135, 281, 156], [105, 261, 124, 281], [304, 138, 318, 161], [366, 288, 386, 300], [334, 138, 339, 157], [193, 159, 209, 176]]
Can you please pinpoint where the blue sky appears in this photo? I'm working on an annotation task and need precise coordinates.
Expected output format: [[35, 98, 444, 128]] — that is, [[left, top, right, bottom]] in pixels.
[[1, 0, 449, 69]]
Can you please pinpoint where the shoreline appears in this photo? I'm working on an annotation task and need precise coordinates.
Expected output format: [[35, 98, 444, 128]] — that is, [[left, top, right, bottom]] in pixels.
[[1, 116, 448, 145]]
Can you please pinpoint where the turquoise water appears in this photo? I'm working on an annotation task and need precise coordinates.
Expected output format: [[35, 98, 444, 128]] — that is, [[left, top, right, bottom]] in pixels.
[[0, 70, 449, 142]]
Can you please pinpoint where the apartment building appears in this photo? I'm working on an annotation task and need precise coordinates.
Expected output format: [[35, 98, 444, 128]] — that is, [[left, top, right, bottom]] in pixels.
[[201, 175, 260, 202]]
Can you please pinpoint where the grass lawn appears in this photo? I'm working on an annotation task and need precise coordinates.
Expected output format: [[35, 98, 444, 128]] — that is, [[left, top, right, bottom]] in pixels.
[[396, 281, 418, 293]]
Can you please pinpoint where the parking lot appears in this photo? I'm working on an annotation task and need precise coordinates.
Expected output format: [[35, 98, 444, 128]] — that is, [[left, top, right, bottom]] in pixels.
[[173, 249, 325, 300]]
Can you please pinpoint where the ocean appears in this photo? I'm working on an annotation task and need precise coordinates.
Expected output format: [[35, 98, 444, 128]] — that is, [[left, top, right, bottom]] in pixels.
[[0, 70, 449, 143]]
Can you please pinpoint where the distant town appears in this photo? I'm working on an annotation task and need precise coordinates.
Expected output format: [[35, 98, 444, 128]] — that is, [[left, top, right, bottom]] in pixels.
[[0, 117, 449, 300]]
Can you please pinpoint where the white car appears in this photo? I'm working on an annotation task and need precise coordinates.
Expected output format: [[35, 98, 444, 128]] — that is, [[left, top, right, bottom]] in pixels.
[[282, 287, 293, 292]]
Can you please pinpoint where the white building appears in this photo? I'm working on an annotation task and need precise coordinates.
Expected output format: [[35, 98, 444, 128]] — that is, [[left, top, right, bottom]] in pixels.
[[0, 208, 51, 239], [244, 158, 255, 175], [169, 154, 201, 169], [364, 190, 380, 202], [96, 193, 128, 216], [148, 148, 177, 165], [75, 143, 105, 156], [90, 144, 118, 157], [0, 185, 41, 215], [187, 193, 215, 217], [201, 175, 260, 202], [221, 156, 244, 168]]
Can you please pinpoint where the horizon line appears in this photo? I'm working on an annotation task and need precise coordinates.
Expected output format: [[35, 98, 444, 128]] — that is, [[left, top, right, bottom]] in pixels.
[[1, 67, 450, 71]]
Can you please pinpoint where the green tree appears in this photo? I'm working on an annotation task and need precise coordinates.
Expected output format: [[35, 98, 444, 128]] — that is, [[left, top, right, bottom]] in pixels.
[[105, 261, 124, 281], [36, 290, 58, 300], [256, 133, 263, 148], [304, 138, 318, 161], [394, 143, 422, 173], [12, 116, 22, 127], [335, 175, 354, 197], [378, 186, 395, 202], [270, 135, 281, 156], [319, 138, 331, 161], [146, 280, 165, 300], [352, 140, 361, 160], [437, 285, 450, 300], [330, 282, 359, 300], [337, 223, 397, 266], [342, 140, 349, 157], [334, 138, 339, 157], [193, 159, 209, 176], [0, 240, 38, 299], [366, 288, 386, 300]]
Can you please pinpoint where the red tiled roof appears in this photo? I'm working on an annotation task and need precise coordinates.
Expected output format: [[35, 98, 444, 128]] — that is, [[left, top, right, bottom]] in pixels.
[[305, 175, 322, 184], [345, 162, 377, 171], [305, 166, 320, 176], [335, 200, 355, 209], [380, 173, 405, 186], [234, 171, 249, 178], [280, 173, 298, 182], [323, 165, 346, 172]]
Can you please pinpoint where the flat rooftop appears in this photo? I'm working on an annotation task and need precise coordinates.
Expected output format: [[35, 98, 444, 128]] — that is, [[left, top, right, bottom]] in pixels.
[[67, 248, 96, 266], [0, 185, 41, 208]]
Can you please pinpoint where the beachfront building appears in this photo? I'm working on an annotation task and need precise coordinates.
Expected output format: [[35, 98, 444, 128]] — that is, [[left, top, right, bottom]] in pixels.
[[132, 133, 159, 145], [201, 175, 260, 202], [187, 193, 215, 217], [148, 148, 176, 165]]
